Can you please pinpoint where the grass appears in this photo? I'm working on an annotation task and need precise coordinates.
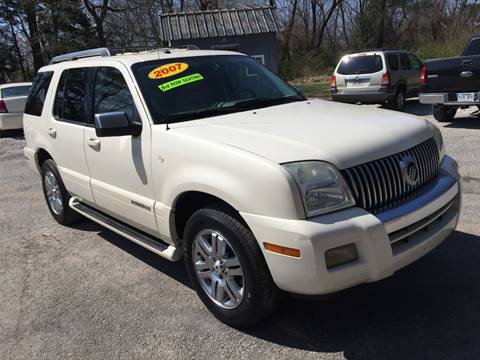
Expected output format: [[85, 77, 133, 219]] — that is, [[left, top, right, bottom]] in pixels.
[[290, 75, 331, 99]]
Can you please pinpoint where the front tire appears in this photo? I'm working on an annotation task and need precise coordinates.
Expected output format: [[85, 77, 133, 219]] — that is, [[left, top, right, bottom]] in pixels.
[[41, 159, 82, 225], [183, 206, 280, 328], [433, 105, 457, 122]]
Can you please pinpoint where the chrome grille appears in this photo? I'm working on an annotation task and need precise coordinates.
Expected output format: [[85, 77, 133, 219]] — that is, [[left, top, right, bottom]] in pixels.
[[341, 138, 440, 214]]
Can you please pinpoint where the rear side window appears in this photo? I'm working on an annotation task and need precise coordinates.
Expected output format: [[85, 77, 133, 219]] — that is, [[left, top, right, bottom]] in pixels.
[[387, 54, 399, 71], [93, 67, 137, 122], [399, 53, 412, 70], [464, 39, 480, 56], [54, 68, 90, 124], [2, 85, 31, 98], [25, 72, 53, 116], [337, 55, 383, 75]]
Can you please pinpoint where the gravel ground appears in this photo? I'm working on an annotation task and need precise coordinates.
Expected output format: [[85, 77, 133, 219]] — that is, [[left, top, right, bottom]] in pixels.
[[1, 102, 480, 360]]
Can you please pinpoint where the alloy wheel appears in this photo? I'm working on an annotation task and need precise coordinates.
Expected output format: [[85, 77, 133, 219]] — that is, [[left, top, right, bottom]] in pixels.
[[192, 229, 245, 309], [44, 170, 63, 215]]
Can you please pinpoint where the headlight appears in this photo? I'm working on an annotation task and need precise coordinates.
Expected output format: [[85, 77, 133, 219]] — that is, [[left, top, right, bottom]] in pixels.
[[283, 161, 355, 217], [426, 121, 445, 163]]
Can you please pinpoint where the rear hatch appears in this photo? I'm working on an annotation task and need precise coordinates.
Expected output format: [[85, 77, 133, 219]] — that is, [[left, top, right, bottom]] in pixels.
[[424, 56, 480, 93], [0, 85, 31, 113], [335, 53, 385, 93]]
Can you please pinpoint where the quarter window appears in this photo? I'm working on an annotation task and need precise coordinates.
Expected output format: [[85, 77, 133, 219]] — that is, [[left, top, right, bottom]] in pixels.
[[464, 39, 480, 56], [387, 54, 399, 71], [399, 53, 412, 70], [54, 68, 90, 124], [93, 67, 137, 122], [407, 53, 422, 70], [25, 72, 53, 116]]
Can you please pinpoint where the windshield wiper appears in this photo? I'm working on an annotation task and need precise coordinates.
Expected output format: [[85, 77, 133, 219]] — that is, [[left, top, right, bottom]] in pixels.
[[164, 96, 305, 124], [166, 107, 239, 123], [229, 95, 304, 110]]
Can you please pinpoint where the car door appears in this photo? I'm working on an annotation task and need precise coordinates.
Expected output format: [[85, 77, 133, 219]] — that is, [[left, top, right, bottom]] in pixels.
[[407, 53, 423, 95], [398, 52, 413, 95], [44, 67, 95, 204], [83, 64, 157, 235]]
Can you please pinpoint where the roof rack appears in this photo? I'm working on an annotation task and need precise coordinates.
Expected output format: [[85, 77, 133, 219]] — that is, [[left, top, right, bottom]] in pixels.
[[49, 45, 201, 65], [49, 48, 111, 65], [353, 48, 403, 53]]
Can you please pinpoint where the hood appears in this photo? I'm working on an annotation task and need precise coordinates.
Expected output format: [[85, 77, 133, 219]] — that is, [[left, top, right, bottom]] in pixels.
[[168, 99, 433, 169]]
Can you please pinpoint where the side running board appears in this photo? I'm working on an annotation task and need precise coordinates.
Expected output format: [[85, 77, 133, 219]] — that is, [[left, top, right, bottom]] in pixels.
[[69, 197, 182, 261]]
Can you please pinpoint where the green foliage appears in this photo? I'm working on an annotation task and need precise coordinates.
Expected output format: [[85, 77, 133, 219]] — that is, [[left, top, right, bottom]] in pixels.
[[279, 49, 336, 80]]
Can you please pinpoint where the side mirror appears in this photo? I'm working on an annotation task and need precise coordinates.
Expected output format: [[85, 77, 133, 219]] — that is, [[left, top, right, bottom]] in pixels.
[[94, 112, 142, 137]]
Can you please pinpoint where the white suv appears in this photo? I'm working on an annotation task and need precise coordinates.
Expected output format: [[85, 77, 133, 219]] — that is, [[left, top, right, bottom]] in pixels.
[[24, 48, 461, 327]]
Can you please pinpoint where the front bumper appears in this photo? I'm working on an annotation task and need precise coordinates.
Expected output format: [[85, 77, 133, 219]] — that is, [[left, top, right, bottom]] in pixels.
[[242, 156, 461, 295]]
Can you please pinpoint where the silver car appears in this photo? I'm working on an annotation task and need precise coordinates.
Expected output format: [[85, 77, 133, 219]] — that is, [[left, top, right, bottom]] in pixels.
[[331, 50, 423, 110], [0, 82, 32, 131]]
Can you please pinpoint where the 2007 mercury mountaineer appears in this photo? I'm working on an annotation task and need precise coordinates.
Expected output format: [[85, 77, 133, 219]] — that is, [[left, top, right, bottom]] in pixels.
[[23, 47, 461, 327]]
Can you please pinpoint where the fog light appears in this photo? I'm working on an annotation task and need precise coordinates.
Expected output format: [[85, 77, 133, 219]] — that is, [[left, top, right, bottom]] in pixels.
[[325, 243, 359, 269]]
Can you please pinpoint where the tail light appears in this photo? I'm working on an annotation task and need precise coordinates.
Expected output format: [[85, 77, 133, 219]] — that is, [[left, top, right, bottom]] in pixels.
[[420, 65, 427, 87], [381, 71, 391, 87], [330, 75, 337, 90], [0, 100, 7, 113]]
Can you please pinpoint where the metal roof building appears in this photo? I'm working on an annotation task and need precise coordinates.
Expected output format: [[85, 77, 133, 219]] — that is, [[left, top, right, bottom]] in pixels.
[[159, 7, 281, 72]]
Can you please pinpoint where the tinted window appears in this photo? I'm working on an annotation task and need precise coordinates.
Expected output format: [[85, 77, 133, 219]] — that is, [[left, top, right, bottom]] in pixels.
[[399, 53, 412, 70], [464, 39, 480, 56], [25, 72, 53, 116], [54, 71, 67, 119], [94, 67, 136, 122], [132, 55, 302, 124], [2, 85, 31, 98], [387, 54, 399, 71], [54, 68, 89, 124], [408, 53, 422, 70], [337, 55, 383, 75]]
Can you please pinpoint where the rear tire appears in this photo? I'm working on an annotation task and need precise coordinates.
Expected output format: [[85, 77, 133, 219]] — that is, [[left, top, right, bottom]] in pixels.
[[390, 87, 406, 111], [183, 205, 281, 328], [41, 159, 83, 225], [433, 105, 457, 122]]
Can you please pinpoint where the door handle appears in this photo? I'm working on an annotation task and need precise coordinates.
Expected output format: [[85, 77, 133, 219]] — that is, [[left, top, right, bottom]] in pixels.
[[87, 138, 101, 150], [47, 128, 57, 138]]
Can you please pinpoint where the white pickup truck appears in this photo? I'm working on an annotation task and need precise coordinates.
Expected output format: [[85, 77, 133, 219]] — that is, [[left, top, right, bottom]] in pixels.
[[0, 82, 32, 131], [23, 48, 461, 327]]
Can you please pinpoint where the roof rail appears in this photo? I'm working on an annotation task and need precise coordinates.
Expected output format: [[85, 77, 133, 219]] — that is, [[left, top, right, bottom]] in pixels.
[[353, 48, 403, 53], [49, 48, 111, 65], [178, 44, 200, 50]]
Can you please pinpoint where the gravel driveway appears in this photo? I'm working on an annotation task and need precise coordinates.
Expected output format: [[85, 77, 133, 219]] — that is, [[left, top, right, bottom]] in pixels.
[[1, 102, 480, 360]]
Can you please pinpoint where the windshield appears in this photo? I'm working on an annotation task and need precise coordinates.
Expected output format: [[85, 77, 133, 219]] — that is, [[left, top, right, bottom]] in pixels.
[[132, 55, 304, 124], [337, 55, 383, 75]]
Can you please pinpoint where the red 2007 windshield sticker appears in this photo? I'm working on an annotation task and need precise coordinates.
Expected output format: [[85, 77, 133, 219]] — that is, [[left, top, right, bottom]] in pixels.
[[148, 63, 189, 79]]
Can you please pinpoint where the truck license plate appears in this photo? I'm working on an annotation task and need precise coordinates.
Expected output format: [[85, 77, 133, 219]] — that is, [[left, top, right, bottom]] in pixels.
[[457, 93, 475, 102]]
